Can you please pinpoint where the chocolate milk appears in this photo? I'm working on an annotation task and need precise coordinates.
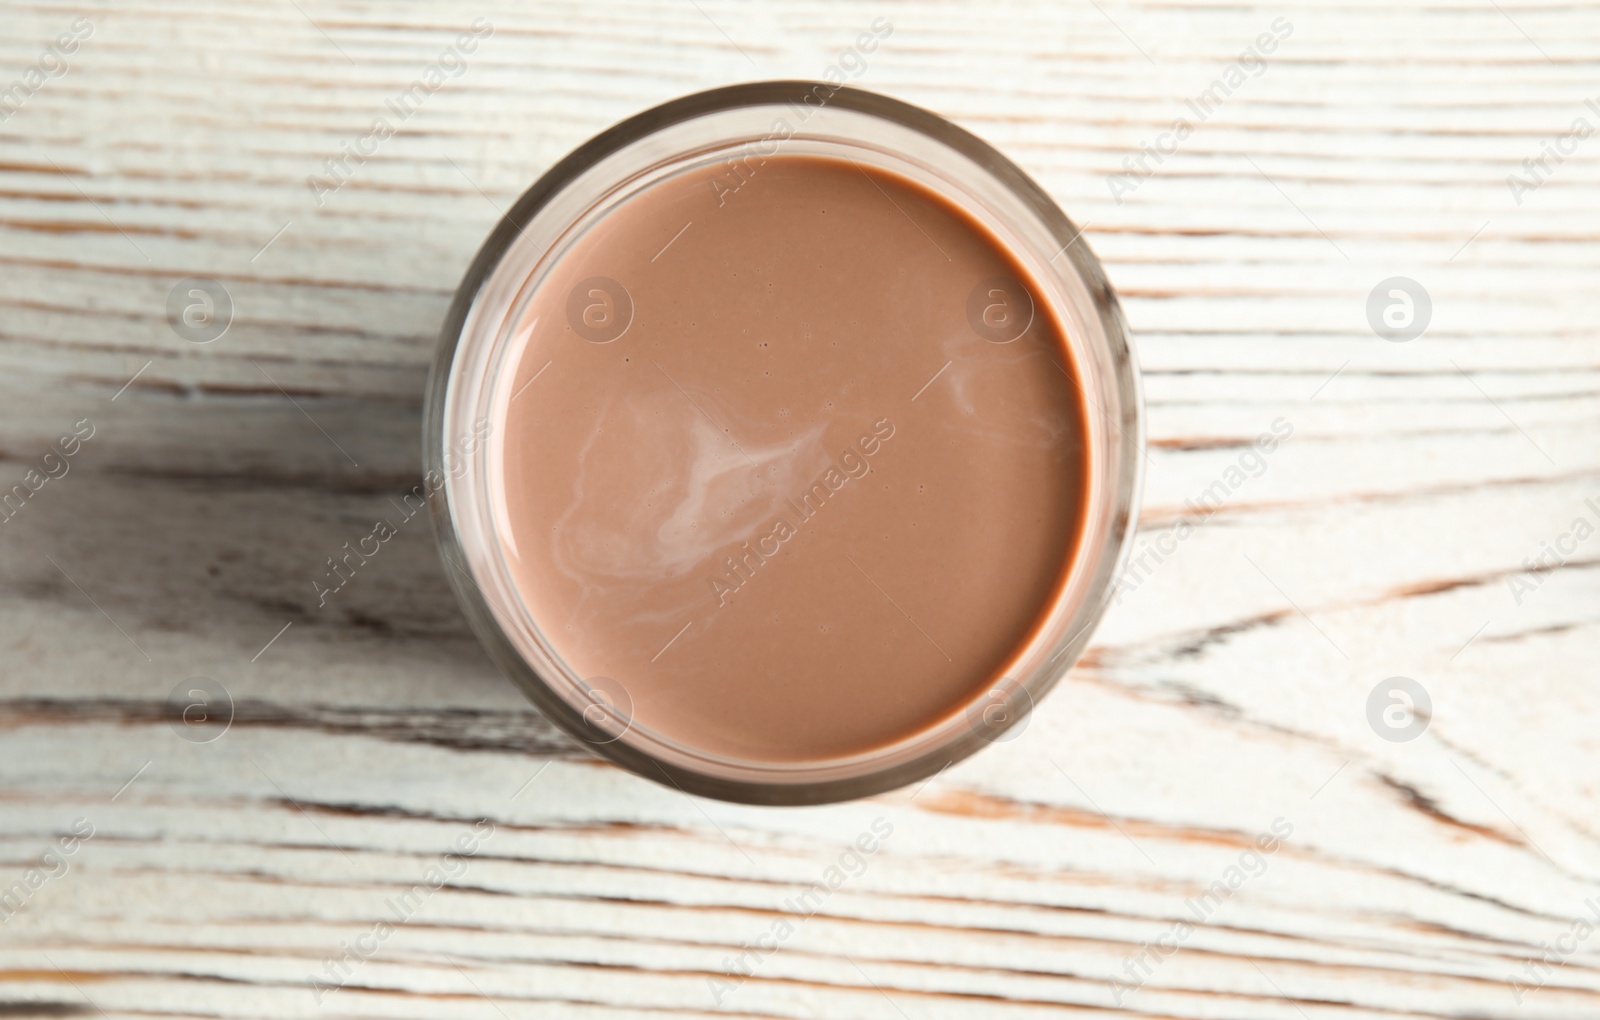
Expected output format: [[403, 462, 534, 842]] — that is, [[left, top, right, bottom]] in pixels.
[[495, 154, 1088, 762]]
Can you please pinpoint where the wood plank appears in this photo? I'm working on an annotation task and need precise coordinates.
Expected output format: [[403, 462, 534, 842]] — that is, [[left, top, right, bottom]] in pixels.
[[2, 0, 1598, 1016]]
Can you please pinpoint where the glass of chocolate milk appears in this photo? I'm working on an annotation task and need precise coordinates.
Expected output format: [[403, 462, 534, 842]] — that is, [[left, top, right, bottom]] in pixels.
[[426, 82, 1142, 804]]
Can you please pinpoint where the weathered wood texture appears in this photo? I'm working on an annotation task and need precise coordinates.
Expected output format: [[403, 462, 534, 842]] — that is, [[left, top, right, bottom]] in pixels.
[[2, 0, 1599, 1017]]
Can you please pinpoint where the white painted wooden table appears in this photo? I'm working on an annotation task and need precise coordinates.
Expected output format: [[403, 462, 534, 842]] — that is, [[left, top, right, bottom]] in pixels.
[[2, 1, 1598, 1016]]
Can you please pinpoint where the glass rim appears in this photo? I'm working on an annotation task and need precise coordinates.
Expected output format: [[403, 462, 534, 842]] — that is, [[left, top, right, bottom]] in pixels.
[[424, 80, 1144, 805]]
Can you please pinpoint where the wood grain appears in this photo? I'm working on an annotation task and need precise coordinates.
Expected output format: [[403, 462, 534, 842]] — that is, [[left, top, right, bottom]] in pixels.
[[2, 0, 1599, 1017]]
